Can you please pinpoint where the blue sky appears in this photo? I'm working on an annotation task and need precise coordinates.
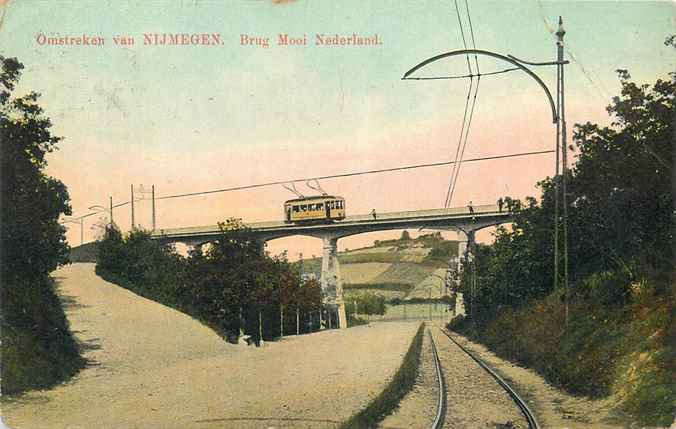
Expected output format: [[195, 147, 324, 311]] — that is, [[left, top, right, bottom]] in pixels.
[[1, 0, 673, 252]]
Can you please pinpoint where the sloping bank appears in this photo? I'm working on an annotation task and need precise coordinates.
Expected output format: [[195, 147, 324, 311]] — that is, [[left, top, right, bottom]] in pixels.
[[450, 283, 675, 427], [339, 322, 425, 429]]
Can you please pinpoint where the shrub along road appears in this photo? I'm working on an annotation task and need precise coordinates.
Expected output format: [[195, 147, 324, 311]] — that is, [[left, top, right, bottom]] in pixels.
[[2, 263, 420, 429]]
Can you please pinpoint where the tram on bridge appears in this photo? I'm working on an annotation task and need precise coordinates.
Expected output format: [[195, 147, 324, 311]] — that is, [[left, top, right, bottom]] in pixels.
[[284, 195, 346, 223]]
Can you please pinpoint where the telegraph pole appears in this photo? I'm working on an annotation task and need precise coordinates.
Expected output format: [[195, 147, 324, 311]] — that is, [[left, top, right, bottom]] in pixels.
[[403, 16, 571, 328], [151, 185, 156, 231], [556, 17, 570, 327], [109, 196, 114, 226], [130, 184, 135, 229]]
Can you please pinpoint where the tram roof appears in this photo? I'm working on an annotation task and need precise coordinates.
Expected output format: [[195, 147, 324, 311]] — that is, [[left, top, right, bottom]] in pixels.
[[284, 195, 344, 204]]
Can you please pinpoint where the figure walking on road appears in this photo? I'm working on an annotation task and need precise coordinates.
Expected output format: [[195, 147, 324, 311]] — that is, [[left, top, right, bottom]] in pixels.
[[468, 201, 474, 214], [371, 209, 377, 220], [497, 197, 504, 213]]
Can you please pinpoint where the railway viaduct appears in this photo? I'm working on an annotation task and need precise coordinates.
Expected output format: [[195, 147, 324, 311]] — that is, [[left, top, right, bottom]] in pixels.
[[150, 204, 514, 329]]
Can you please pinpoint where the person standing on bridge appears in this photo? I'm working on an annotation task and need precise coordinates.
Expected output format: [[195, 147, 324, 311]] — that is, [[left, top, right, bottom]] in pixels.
[[371, 209, 377, 220], [497, 197, 504, 213], [468, 201, 476, 223]]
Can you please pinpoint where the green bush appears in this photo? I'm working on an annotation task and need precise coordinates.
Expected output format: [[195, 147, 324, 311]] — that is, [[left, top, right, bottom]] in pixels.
[[95, 222, 323, 342], [1, 277, 84, 394], [1, 56, 83, 395], [345, 292, 386, 317]]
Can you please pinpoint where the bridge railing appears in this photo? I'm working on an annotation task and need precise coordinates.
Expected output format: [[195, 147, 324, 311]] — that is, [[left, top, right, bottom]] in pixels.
[[152, 204, 503, 237]]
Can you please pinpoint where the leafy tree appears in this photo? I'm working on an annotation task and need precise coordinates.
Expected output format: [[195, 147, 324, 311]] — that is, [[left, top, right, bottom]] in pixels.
[[0, 56, 82, 394], [1, 56, 71, 285], [461, 70, 673, 318]]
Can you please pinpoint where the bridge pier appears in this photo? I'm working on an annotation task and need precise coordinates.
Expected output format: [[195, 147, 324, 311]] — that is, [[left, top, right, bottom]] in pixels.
[[320, 235, 347, 329], [454, 228, 476, 317]]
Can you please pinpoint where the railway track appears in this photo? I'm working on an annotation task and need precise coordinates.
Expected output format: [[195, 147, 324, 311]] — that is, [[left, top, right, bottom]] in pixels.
[[427, 327, 539, 429]]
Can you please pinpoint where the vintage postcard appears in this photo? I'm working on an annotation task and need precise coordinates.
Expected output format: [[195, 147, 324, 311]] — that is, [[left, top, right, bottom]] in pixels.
[[1, 1, 673, 428]]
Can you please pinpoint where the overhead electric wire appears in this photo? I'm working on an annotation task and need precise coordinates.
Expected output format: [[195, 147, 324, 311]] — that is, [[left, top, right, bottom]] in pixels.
[[448, 73, 480, 207], [464, 0, 480, 75], [453, 0, 472, 75], [403, 67, 518, 81], [444, 78, 474, 208], [444, 0, 482, 208], [67, 150, 554, 221]]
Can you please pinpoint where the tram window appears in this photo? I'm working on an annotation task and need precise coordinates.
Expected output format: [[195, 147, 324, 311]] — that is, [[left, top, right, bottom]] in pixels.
[[301, 205, 307, 212], [330, 201, 335, 209], [337, 201, 343, 209], [316, 203, 323, 210], [293, 206, 300, 212]]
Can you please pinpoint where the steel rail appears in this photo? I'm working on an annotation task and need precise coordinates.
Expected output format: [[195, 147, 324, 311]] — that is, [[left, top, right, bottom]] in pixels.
[[428, 328, 447, 429], [438, 328, 540, 429]]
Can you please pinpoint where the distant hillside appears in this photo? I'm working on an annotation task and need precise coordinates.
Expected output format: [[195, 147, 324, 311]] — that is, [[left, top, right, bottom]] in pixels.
[[298, 232, 458, 300]]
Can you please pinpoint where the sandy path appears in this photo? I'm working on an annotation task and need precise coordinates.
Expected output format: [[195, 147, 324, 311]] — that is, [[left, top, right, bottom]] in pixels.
[[2, 263, 419, 429]]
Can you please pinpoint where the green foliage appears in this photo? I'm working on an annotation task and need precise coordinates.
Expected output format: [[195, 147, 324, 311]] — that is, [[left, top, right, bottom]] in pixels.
[[338, 323, 425, 429], [452, 281, 675, 425], [95, 221, 322, 342], [453, 71, 674, 425], [343, 282, 412, 293], [0, 56, 84, 395], [345, 291, 386, 317], [459, 72, 673, 317], [0, 56, 71, 281], [68, 241, 99, 262], [1, 277, 84, 394], [338, 252, 401, 264], [423, 239, 459, 266]]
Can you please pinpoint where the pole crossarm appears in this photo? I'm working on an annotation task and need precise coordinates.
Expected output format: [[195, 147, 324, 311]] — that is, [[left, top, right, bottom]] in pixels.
[[402, 49, 558, 123]]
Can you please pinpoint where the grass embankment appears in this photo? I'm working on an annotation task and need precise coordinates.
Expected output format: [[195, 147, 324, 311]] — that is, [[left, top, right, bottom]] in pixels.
[[68, 242, 98, 263], [1, 275, 85, 395], [451, 282, 675, 426], [338, 322, 426, 429]]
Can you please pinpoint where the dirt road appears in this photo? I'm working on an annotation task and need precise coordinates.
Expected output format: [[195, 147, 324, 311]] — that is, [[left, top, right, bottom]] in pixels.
[[2, 263, 419, 429]]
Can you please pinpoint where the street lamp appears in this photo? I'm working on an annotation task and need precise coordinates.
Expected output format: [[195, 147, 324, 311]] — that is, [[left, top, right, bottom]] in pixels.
[[89, 200, 113, 226], [404, 17, 571, 326], [61, 216, 84, 246]]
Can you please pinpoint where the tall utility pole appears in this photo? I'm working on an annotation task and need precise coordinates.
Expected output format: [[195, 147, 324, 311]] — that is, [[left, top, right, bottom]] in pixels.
[[130, 184, 135, 229], [403, 16, 571, 327], [109, 196, 114, 226], [556, 17, 570, 327], [151, 185, 156, 231]]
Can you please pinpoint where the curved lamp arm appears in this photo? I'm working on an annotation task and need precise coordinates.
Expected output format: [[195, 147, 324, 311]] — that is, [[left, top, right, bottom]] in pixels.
[[403, 49, 558, 123]]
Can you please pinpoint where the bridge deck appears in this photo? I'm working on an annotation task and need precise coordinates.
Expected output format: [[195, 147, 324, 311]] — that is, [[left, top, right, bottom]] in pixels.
[[152, 204, 509, 240]]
